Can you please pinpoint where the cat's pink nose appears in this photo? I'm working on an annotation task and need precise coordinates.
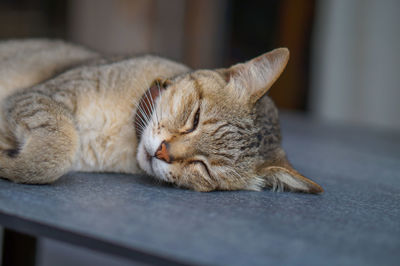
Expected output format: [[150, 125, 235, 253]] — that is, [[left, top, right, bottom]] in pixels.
[[155, 141, 171, 163]]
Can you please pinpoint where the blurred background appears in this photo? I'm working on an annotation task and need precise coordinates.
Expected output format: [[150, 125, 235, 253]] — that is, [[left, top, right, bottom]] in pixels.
[[0, 0, 399, 265]]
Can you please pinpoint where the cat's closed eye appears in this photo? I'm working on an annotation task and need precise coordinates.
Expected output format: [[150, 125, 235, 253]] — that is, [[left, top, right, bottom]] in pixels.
[[191, 159, 212, 178], [185, 107, 200, 133]]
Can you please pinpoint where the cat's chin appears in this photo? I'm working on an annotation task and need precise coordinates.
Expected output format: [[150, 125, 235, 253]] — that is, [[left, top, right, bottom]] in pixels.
[[137, 141, 154, 175], [137, 141, 170, 182]]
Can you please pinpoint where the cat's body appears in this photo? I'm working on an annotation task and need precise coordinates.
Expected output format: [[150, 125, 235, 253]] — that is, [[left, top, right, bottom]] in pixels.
[[0, 39, 189, 179], [0, 39, 323, 193]]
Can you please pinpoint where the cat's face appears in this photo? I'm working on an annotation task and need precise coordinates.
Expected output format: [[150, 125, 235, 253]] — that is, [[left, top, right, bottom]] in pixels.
[[136, 48, 323, 193]]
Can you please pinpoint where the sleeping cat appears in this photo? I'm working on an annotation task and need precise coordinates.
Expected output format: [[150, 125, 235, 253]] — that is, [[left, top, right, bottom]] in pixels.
[[0, 39, 323, 193]]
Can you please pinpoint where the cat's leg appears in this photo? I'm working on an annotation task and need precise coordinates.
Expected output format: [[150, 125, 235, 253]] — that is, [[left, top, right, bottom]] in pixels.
[[0, 93, 79, 184]]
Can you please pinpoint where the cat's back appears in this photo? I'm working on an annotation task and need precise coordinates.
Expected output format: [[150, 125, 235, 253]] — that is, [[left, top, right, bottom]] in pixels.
[[0, 39, 98, 101]]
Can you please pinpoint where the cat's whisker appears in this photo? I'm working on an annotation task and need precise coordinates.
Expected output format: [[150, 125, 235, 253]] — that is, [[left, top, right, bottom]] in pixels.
[[146, 81, 160, 127], [133, 101, 147, 121], [137, 107, 151, 126], [134, 103, 151, 127], [135, 116, 146, 131], [156, 82, 163, 122], [141, 96, 155, 127], [137, 121, 145, 130], [136, 121, 146, 133], [135, 80, 155, 126], [133, 91, 152, 124], [143, 88, 153, 111], [147, 80, 159, 125], [136, 127, 144, 135]]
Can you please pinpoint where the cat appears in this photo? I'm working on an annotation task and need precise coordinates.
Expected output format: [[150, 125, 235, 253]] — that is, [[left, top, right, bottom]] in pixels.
[[0, 39, 323, 193]]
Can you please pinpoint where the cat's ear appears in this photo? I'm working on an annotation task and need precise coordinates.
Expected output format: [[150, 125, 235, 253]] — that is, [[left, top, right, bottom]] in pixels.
[[220, 48, 289, 104], [256, 155, 323, 194], [150, 77, 171, 90]]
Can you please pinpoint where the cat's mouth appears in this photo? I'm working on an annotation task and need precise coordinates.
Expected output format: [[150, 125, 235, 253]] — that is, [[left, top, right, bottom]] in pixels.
[[134, 84, 162, 140], [144, 148, 155, 174]]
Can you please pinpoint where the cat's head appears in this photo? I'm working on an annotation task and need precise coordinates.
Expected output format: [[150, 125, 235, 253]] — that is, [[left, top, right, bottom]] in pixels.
[[136, 48, 323, 193]]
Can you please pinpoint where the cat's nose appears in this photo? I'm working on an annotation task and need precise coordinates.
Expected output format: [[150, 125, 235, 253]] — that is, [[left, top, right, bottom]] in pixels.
[[155, 141, 172, 163]]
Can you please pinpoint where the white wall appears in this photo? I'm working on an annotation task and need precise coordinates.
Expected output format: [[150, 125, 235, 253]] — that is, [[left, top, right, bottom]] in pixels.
[[311, 0, 400, 131]]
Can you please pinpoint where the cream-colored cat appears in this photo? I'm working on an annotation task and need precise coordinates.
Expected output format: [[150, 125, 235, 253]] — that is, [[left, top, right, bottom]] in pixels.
[[0, 39, 323, 193]]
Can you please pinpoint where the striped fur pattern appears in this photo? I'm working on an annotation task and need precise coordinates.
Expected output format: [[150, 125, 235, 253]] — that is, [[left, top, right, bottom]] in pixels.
[[0, 39, 323, 193]]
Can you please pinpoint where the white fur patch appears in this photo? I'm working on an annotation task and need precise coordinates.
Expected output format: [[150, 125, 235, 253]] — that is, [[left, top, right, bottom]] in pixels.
[[246, 176, 265, 191], [152, 159, 169, 181], [136, 112, 170, 181]]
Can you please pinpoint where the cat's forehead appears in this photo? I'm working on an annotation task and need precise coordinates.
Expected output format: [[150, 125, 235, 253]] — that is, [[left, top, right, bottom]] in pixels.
[[164, 75, 200, 101], [171, 70, 226, 94]]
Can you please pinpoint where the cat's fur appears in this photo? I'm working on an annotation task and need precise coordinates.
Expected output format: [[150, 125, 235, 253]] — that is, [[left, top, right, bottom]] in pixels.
[[0, 39, 323, 193]]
